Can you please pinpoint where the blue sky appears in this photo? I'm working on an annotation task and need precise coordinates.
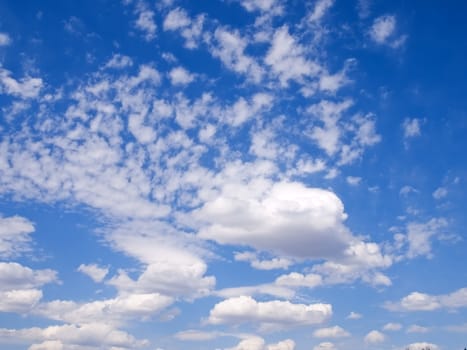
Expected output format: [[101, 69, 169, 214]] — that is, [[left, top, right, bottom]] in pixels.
[[0, 0, 466, 349]]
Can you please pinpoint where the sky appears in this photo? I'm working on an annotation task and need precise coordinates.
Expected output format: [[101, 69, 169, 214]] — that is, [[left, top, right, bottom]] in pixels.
[[0, 0, 466, 349]]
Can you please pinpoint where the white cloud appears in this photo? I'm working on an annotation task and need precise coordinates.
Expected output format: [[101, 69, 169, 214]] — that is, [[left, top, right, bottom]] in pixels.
[[313, 342, 336, 350], [77, 264, 109, 283], [211, 27, 263, 82], [432, 187, 448, 199], [224, 337, 295, 350], [403, 118, 421, 138], [0, 323, 148, 350], [175, 329, 221, 341], [135, 10, 157, 41], [275, 272, 322, 288], [385, 286, 467, 312], [407, 324, 429, 333], [346, 176, 361, 186], [0, 262, 57, 291], [313, 326, 350, 338], [369, 15, 395, 44], [400, 185, 418, 196], [364, 330, 385, 344], [403, 342, 439, 350], [308, 0, 334, 23], [0, 215, 35, 257], [0, 289, 43, 313], [104, 54, 133, 69], [0, 68, 43, 99], [169, 66, 195, 85], [405, 218, 448, 259], [369, 15, 406, 48], [235, 251, 292, 270], [0, 32, 11, 46], [347, 311, 362, 319], [163, 8, 204, 49], [265, 26, 321, 86], [196, 181, 353, 260], [382, 322, 402, 331], [208, 296, 332, 329]]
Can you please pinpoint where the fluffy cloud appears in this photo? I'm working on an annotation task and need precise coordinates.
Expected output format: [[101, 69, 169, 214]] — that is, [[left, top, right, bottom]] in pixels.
[[0, 32, 11, 46], [313, 326, 350, 338], [385, 286, 467, 311], [163, 8, 204, 49], [382, 322, 402, 331], [364, 330, 385, 344], [169, 66, 195, 85], [265, 26, 320, 86], [0, 215, 35, 257], [208, 296, 332, 329], [225, 337, 295, 350], [403, 342, 439, 350], [196, 181, 352, 259], [407, 324, 429, 333], [135, 9, 157, 41], [77, 264, 108, 283], [403, 118, 421, 138], [0, 68, 43, 99], [0, 289, 43, 313], [234, 251, 292, 270], [313, 342, 336, 350], [0, 323, 148, 350], [369, 15, 406, 48]]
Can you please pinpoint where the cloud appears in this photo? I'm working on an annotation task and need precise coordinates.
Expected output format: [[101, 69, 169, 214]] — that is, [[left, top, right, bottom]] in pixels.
[[0, 32, 11, 46], [384, 286, 467, 311], [407, 324, 429, 333], [275, 272, 322, 288], [0, 323, 148, 350], [313, 326, 350, 338], [364, 330, 385, 344], [0, 289, 43, 313], [175, 329, 222, 341], [0, 215, 35, 257], [265, 26, 320, 86], [308, 0, 334, 23], [347, 311, 362, 319], [313, 342, 336, 350], [207, 296, 332, 329], [403, 342, 439, 350], [196, 181, 352, 259], [0, 262, 57, 290], [169, 66, 195, 85], [163, 8, 204, 49], [403, 118, 421, 138], [432, 187, 448, 199], [346, 176, 361, 186], [404, 218, 448, 259], [369, 15, 406, 48], [135, 10, 157, 41], [382, 322, 402, 331], [77, 264, 109, 283], [210, 27, 263, 82], [0, 68, 43, 99], [225, 337, 295, 350], [104, 54, 133, 69], [234, 251, 292, 270]]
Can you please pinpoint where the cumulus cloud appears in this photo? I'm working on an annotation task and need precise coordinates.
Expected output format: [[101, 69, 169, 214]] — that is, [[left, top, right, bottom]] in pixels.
[[224, 337, 295, 350], [364, 330, 385, 344], [163, 8, 204, 49], [347, 311, 362, 319], [104, 54, 133, 69], [169, 66, 195, 85], [77, 264, 109, 283], [407, 324, 429, 333], [382, 322, 402, 331], [385, 286, 467, 312], [0, 215, 35, 257], [234, 251, 292, 270], [0, 32, 11, 46], [207, 296, 332, 330], [432, 187, 448, 199], [196, 181, 352, 259], [135, 9, 157, 41], [0, 323, 148, 350], [369, 15, 406, 48], [403, 118, 421, 139], [265, 25, 320, 86], [403, 342, 439, 350], [313, 342, 336, 350], [313, 326, 350, 338], [0, 68, 43, 99]]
